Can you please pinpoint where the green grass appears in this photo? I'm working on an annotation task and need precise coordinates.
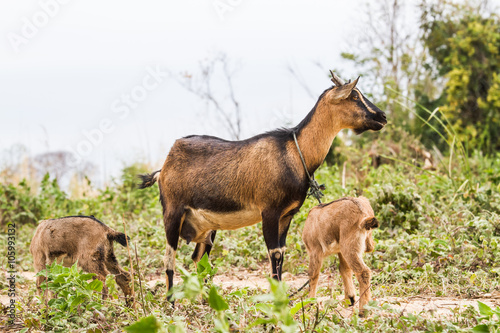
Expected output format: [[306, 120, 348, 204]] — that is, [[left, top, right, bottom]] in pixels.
[[1, 133, 500, 332]]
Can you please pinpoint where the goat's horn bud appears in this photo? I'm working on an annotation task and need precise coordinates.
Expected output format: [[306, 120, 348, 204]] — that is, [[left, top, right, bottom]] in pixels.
[[329, 70, 345, 86]]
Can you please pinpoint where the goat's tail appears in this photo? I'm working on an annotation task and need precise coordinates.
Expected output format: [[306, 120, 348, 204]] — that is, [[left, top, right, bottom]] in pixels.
[[109, 231, 131, 247], [137, 170, 161, 189]]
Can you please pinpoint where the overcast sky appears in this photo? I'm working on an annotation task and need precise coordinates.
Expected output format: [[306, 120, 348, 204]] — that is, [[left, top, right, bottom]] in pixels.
[[1, 0, 495, 185]]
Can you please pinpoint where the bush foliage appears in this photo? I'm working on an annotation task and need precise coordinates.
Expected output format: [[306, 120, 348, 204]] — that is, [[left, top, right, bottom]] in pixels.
[[1, 128, 499, 331]]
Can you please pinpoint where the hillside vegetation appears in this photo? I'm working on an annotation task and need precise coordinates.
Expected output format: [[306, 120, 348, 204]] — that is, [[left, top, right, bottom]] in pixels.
[[1, 125, 500, 332]]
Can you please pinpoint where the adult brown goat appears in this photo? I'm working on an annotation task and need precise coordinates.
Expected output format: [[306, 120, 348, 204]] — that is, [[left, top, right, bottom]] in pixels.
[[139, 72, 387, 301]]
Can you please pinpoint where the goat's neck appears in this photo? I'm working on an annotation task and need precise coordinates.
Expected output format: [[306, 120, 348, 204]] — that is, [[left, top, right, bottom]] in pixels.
[[295, 98, 342, 174]]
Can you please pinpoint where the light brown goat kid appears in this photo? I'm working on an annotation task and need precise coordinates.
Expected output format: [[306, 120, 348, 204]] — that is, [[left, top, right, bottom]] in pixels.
[[302, 196, 378, 312], [30, 216, 132, 304]]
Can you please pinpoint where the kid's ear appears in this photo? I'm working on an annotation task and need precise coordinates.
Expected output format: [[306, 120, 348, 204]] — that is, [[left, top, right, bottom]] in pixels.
[[362, 216, 379, 230]]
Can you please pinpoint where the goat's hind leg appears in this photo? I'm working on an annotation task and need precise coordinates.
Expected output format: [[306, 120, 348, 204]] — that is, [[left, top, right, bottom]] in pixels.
[[262, 210, 283, 280], [342, 251, 372, 314], [33, 252, 48, 296], [277, 215, 294, 280], [191, 230, 217, 263], [163, 207, 185, 304], [338, 253, 356, 307], [307, 251, 323, 298]]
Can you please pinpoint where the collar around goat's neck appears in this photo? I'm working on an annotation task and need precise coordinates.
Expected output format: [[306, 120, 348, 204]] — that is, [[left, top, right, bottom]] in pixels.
[[292, 131, 325, 204]]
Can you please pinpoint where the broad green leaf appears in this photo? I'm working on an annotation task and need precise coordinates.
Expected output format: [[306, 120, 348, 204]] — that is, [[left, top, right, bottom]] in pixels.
[[472, 324, 490, 333], [252, 293, 274, 302], [433, 239, 448, 247], [249, 317, 277, 328], [105, 274, 119, 299], [86, 301, 103, 311], [229, 290, 244, 297], [70, 295, 86, 308], [70, 262, 79, 275], [197, 253, 211, 276], [79, 273, 97, 281], [254, 303, 273, 315], [208, 286, 229, 311], [290, 299, 314, 316], [54, 275, 69, 283], [87, 279, 104, 292], [167, 323, 186, 333], [124, 315, 164, 333], [477, 301, 493, 316]]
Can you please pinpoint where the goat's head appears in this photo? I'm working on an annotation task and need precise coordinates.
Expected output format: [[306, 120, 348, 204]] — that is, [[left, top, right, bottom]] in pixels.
[[327, 71, 387, 134]]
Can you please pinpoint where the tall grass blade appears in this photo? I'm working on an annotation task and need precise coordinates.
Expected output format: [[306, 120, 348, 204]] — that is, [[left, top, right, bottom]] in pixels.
[[427, 107, 440, 122], [387, 86, 471, 179], [449, 136, 455, 178], [448, 179, 469, 208]]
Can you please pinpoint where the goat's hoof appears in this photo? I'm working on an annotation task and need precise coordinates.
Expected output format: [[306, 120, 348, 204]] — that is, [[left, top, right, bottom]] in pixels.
[[166, 295, 175, 307], [125, 297, 135, 307], [359, 309, 369, 318]]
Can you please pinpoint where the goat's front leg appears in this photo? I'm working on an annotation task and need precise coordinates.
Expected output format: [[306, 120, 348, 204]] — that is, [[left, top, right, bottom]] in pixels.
[[262, 210, 283, 280], [104, 252, 133, 306]]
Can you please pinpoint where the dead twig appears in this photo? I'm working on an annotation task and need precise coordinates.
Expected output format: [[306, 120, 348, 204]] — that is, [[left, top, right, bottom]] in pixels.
[[134, 242, 148, 315], [122, 217, 136, 314]]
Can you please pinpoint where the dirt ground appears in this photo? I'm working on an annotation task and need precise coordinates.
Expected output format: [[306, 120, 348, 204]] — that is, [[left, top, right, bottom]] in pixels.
[[3, 269, 500, 320], [143, 268, 500, 319]]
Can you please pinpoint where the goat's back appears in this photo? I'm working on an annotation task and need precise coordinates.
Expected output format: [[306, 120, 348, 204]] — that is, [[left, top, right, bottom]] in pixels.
[[30, 216, 113, 256], [160, 134, 303, 211], [302, 197, 375, 254]]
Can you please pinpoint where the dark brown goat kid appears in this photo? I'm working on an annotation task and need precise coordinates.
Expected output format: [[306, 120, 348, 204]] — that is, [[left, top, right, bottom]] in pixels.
[[302, 197, 378, 313], [139, 72, 387, 301], [30, 216, 132, 304]]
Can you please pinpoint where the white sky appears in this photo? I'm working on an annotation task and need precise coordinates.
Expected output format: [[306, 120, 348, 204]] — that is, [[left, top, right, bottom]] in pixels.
[[1, 0, 495, 185]]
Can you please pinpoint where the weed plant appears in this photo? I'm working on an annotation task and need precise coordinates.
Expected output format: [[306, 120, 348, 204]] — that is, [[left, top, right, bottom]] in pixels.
[[1, 122, 499, 331]]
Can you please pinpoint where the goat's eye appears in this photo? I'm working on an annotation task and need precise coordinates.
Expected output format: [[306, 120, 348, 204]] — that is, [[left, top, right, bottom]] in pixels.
[[352, 95, 359, 100]]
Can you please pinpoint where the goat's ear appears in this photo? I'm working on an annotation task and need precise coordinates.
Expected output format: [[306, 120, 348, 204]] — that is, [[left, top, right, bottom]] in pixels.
[[329, 77, 359, 102], [362, 216, 379, 230]]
